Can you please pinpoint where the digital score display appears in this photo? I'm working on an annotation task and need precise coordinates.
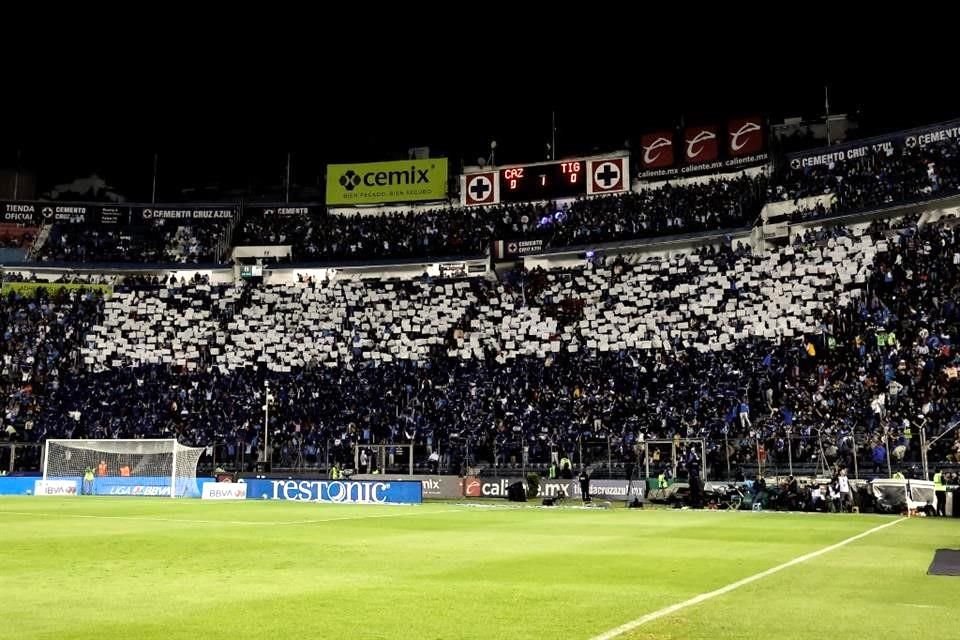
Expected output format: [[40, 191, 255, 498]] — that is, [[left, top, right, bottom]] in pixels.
[[499, 161, 586, 202]]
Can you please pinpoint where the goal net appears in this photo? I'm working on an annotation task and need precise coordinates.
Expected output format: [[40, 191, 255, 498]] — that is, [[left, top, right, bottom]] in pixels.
[[43, 439, 204, 498]]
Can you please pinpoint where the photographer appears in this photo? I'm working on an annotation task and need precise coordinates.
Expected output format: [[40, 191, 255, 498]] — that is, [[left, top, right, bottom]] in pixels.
[[837, 468, 852, 513]]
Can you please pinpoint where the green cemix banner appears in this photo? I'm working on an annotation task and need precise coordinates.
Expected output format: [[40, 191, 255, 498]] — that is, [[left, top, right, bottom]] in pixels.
[[326, 158, 448, 205], [1, 282, 113, 296]]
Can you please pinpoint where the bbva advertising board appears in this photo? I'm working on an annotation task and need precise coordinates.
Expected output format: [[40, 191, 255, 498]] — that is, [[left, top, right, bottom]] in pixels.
[[201, 482, 248, 500], [34, 480, 79, 496]]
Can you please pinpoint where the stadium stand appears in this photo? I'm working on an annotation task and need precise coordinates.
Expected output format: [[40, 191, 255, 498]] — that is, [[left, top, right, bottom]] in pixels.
[[0, 223, 36, 249], [4, 210, 960, 479], [770, 138, 960, 220], [32, 221, 230, 265], [0, 223, 37, 264], [177, 177, 769, 264], [27, 128, 960, 266], [8, 120, 960, 268]]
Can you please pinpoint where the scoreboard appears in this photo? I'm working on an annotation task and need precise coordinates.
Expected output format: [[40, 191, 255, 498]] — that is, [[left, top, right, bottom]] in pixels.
[[500, 161, 586, 202], [462, 155, 629, 206]]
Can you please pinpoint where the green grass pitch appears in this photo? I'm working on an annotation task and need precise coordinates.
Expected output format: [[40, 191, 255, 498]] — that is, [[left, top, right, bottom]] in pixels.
[[1, 497, 956, 640]]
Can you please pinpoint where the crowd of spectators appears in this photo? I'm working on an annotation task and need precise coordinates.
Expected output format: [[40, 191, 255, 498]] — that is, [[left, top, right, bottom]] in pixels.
[[0, 224, 36, 250], [772, 138, 960, 220], [1, 286, 102, 443], [3, 213, 960, 481], [232, 208, 491, 262], [32, 223, 229, 264], [229, 176, 768, 263], [6, 128, 960, 478]]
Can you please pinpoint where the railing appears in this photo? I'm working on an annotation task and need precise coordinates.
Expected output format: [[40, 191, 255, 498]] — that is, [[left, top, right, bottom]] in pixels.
[[0, 443, 43, 474]]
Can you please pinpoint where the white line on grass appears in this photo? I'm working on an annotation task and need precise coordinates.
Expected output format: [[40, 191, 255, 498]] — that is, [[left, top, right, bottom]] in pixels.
[[588, 517, 905, 640], [0, 508, 465, 527]]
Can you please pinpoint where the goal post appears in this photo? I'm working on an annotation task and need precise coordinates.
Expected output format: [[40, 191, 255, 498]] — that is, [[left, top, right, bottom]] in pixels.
[[42, 439, 204, 498], [353, 443, 415, 475], [642, 438, 707, 481]]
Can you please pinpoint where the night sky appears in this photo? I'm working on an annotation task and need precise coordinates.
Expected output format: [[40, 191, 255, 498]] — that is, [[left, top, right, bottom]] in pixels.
[[0, 26, 952, 203]]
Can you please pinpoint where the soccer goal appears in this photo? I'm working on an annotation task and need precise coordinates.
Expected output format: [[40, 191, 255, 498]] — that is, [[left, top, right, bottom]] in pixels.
[[42, 439, 204, 498], [353, 443, 415, 475]]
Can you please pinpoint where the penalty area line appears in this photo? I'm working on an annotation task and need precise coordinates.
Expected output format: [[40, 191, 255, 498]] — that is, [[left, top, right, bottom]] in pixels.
[[0, 508, 466, 527], [587, 517, 905, 640]]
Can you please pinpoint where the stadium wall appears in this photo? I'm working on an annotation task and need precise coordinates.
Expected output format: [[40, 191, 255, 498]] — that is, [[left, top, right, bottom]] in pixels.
[[523, 227, 752, 270], [351, 474, 464, 499], [0, 476, 214, 496], [633, 164, 768, 190], [262, 258, 489, 285], [0, 477, 41, 495], [0, 266, 235, 284]]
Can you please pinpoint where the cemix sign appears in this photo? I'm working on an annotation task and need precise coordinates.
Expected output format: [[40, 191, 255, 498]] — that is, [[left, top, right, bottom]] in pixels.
[[243, 479, 423, 505], [326, 158, 448, 205]]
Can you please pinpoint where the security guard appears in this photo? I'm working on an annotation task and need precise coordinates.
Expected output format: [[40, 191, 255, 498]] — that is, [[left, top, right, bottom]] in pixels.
[[547, 462, 557, 479], [657, 471, 668, 490], [933, 468, 946, 517], [892, 470, 905, 480]]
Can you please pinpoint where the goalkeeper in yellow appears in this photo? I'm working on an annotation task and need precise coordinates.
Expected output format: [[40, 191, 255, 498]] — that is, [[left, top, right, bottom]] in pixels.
[[82, 467, 95, 495]]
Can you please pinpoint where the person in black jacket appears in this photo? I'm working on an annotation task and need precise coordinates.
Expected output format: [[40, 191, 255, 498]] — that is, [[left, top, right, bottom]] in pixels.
[[578, 468, 591, 504], [686, 446, 703, 509]]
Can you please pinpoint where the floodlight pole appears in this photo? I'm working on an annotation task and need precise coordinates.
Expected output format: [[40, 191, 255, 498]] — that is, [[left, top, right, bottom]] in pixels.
[[151, 152, 158, 204], [884, 426, 892, 479], [920, 425, 929, 481], [644, 442, 649, 480], [13, 149, 21, 199], [263, 381, 272, 473], [607, 434, 612, 477], [850, 430, 859, 480], [724, 431, 731, 480], [671, 440, 678, 480], [551, 110, 557, 160], [170, 438, 178, 499], [755, 437, 762, 478], [824, 85, 832, 146], [787, 428, 794, 477]]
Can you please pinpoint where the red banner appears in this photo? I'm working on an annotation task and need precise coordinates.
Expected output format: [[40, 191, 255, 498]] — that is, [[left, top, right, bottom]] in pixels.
[[727, 117, 764, 157], [683, 125, 718, 164], [640, 131, 675, 168]]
